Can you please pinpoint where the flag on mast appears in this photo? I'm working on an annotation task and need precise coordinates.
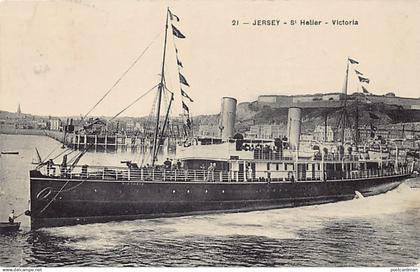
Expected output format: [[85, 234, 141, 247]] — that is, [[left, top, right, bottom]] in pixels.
[[181, 89, 194, 102], [179, 73, 190, 86], [358, 76, 370, 83], [168, 9, 180, 22], [182, 101, 189, 112], [348, 58, 359, 64], [172, 25, 186, 39], [177, 58, 183, 68], [362, 86, 369, 94], [186, 117, 191, 129]]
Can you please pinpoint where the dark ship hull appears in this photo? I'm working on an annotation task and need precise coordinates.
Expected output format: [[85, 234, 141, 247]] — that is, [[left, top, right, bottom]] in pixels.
[[29, 170, 408, 229]]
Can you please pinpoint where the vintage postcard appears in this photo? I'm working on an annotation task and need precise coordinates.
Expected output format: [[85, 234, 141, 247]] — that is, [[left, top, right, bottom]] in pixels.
[[0, 0, 419, 269]]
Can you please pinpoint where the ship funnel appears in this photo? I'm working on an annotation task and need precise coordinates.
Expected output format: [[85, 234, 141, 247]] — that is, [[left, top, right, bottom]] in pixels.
[[219, 97, 237, 139], [287, 107, 302, 150]]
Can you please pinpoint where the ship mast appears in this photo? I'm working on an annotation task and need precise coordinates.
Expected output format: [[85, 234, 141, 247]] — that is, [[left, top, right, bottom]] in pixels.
[[340, 58, 350, 144], [354, 100, 360, 151], [152, 8, 170, 166]]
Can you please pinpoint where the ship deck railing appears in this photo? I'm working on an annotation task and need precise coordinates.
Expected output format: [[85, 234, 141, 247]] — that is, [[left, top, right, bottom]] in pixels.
[[39, 164, 410, 183], [252, 151, 389, 161]]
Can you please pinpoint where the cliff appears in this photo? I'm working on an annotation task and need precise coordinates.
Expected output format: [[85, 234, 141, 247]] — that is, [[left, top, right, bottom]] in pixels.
[[194, 100, 420, 134]]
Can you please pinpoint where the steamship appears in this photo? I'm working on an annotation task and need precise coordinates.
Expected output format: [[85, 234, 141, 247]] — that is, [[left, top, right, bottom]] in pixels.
[[29, 9, 412, 229]]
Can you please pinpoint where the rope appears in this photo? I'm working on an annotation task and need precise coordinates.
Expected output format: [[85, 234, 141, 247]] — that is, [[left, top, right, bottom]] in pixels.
[[36, 148, 75, 170], [52, 149, 75, 162], [39, 180, 70, 214], [82, 31, 162, 120], [55, 179, 87, 193], [35, 140, 64, 168], [109, 84, 159, 121]]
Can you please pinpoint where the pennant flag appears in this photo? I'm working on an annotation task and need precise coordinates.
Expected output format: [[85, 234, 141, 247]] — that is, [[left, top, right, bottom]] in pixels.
[[355, 69, 363, 75], [181, 89, 194, 102], [172, 25, 186, 39], [348, 58, 359, 64], [182, 101, 189, 112], [362, 86, 369, 94], [358, 76, 370, 84], [168, 9, 180, 22], [369, 112, 379, 120], [177, 58, 183, 68], [186, 118, 191, 129], [179, 73, 190, 86]]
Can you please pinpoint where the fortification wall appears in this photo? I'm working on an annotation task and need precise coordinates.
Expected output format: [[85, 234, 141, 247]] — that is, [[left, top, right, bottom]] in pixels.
[[257, 93, 420, 109], [368, 95, 420, 108], [258, 100, 343, 108]]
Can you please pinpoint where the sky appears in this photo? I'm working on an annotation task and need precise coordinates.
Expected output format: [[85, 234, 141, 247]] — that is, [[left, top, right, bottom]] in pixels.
[[0, 0, 420, 117]]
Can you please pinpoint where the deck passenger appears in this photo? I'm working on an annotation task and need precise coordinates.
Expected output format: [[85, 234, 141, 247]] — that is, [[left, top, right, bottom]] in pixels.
[[207, 163, 215, 181], [8, 210, 16, 223], [60, 155, 68, 177], [81, 165, 88, 178], [46, 159, 55, 176], [164, 158, 172, 169]]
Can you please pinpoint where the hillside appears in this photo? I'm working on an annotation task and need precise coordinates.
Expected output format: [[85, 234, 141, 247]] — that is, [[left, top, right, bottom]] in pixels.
[[194, 101, 420, 134]]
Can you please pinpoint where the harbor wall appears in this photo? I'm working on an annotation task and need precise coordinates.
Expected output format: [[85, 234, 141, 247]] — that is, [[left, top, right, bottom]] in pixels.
[[0, 125, 174, 153], [0, 126, 50, 136]]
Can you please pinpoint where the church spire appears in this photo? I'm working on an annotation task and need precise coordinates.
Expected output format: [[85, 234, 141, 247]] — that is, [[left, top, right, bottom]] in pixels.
[[17, 103, 21, 115]]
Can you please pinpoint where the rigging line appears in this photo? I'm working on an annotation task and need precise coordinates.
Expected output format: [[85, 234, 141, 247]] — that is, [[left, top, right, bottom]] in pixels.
[[42, 142, 62, 163], [37, 147, 75, 169], [54, 148, 76, 160], [109, 84, 159, 122], [39, 179, 71, 214], [67, 149, 84, 164], [82, 30, 162, 120], [37, 131, 65, 164], [56, 179, 86, 193]]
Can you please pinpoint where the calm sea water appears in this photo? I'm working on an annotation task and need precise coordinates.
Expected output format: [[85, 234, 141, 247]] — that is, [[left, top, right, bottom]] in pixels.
[[0, 134, 419, 267]]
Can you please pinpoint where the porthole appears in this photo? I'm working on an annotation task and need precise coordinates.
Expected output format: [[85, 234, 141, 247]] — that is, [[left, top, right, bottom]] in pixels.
[[205, 189, 208, 194], [172, 189, 176, 194], [221, 190, 225, 194], [187, 189, 190, 194]]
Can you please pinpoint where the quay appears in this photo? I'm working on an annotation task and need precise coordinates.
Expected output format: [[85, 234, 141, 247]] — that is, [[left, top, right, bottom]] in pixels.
[[0, 125, 177, 153], [68, 134, 156, 153]]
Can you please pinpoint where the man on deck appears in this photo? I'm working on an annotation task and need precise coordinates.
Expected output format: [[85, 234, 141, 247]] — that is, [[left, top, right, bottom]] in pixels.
[[164, 158, 172, 169], [8, 210, 16, 223]]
